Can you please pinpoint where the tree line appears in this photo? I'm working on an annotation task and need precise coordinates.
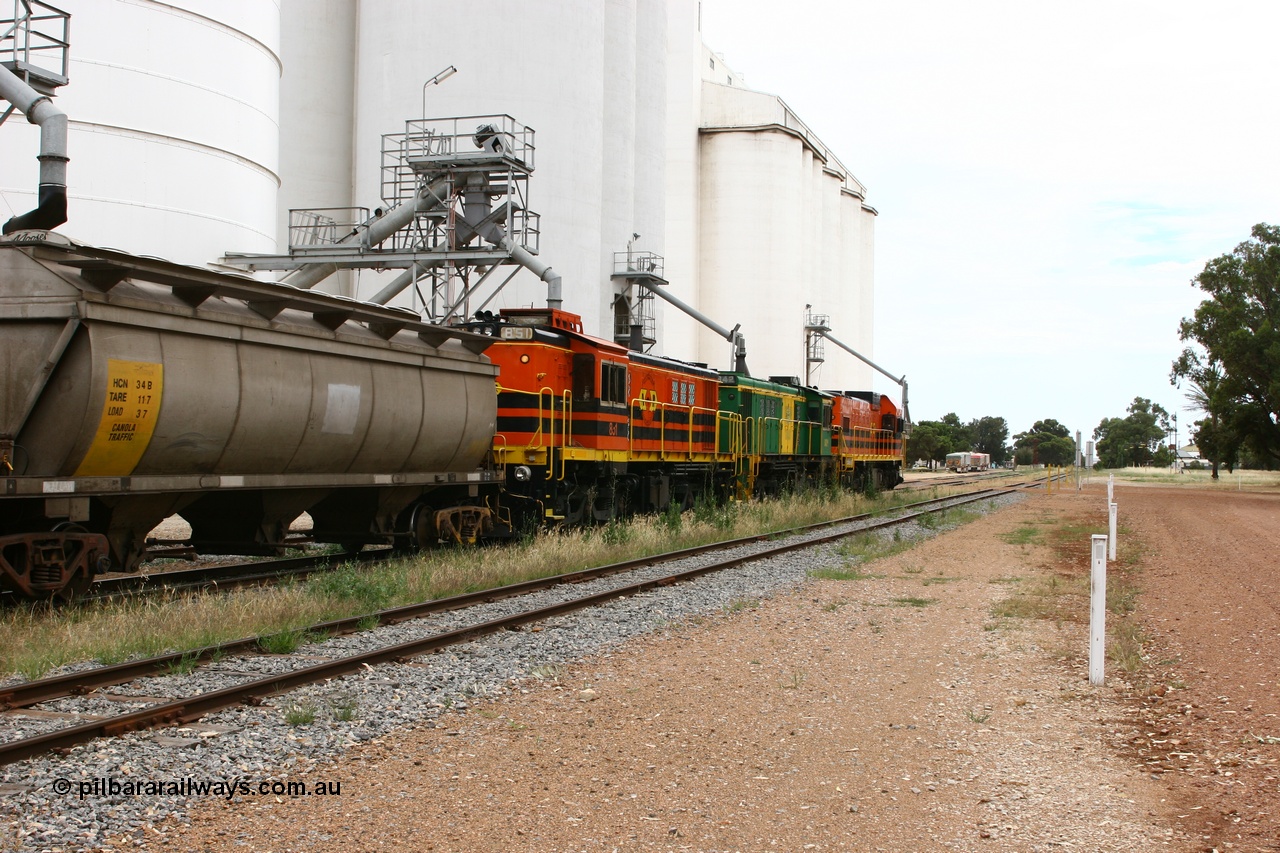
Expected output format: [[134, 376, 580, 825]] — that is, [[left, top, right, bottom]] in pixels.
[[907, 224, 1280, 477], [1095, 224, 1280, 476], [906, 415, 1080, 469], [907, 408, 1176, 471]]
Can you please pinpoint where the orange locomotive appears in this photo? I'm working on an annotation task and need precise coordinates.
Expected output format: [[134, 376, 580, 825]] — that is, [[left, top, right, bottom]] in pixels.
[[468, 307, 905, 533], [471, 308, 732, 527], [829, 392, 906, 486]]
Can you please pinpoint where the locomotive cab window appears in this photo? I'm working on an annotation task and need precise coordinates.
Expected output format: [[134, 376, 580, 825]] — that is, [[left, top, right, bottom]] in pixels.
[[601, 362, 627, 406]]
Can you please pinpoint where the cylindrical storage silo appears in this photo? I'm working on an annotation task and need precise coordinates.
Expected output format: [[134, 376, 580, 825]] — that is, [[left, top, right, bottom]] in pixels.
[[656, 7, 706, 361], [857, 202, 877, 386], [632, 0, 669, 262], [698, 124, 807, 377], [276, 0, 356, 257], [0, 0, 281, 264], [817, 166, 842, 350], [839, 189, 872, 389], [600, 0, 638, 324]]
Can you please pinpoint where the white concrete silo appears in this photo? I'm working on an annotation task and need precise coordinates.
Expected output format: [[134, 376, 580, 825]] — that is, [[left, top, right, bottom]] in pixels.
[[697, 115, 805, 377], [276, 0, 356, 255], [0, 0, 280, 263], [674, 56, 880, 389], [277, 0, 668, 336], [857, 201, 877, 382], [694, 79, 875, 383], [659, 3, 707, 360]]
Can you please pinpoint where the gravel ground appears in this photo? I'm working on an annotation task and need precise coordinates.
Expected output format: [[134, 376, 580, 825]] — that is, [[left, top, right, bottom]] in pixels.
[[157, 486, 1182, 853], [8, 481, 1273, 851], [1097, 482, 1280, 852], [1, 495, 1011, 851]]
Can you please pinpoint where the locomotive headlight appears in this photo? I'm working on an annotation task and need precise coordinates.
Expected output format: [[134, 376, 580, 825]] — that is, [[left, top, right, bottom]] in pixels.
[[519, 354, 530, 364], [513, 465, 532, 482]]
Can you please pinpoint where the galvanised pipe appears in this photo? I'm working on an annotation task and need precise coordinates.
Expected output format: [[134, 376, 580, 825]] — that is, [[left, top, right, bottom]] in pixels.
[[0, 64, 68, 233], [282, 177, 451, 290]]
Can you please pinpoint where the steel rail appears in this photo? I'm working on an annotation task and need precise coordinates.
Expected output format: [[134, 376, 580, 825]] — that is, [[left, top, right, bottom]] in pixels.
[[85, 549, 397, 601]]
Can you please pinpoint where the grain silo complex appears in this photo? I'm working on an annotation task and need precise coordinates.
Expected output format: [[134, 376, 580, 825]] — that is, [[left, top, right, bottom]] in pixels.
[[0, 0, 280, 261], [0, 0, 879, 389]]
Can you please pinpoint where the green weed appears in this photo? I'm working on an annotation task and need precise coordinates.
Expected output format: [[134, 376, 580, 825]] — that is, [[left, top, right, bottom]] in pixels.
[[283, 701, 317, 726], [1001, 525, 1042, 546], [891, 596, 935, 608], [163, 651, 201, 675]]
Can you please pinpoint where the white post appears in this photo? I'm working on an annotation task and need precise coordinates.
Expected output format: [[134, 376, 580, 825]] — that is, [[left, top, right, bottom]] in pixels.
[[1108, 502, 1117, 562], [1089, 534, 1108, 686], [1075, 430, 1082, 492], [1107, 473, 1114, 504]]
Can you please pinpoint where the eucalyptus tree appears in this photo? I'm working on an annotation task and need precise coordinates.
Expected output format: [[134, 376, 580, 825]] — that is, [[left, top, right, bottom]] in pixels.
[[1173, 223, 1280, 467]]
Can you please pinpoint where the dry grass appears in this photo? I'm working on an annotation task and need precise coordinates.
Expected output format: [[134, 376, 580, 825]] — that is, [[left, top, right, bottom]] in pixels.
[[990, 572, 1087, 623], [1108, 616, 1146, 672], [0, 485, 948, 680], [989, 502, 1150, 682], [1092, 466, 1280, 491]]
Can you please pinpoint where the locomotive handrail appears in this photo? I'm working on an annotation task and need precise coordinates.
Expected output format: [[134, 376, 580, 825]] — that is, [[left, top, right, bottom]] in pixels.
[[625, 398, 717, 462], [793, 415, 822, 455], [626, 395, 640, 456], [689, 403, 717, 459], [653, 401, 690, 460], [494, 382, 546, 450], [741, 415, 759, 498], [755, 414, 784, 456], [714, 409, 743, 464], [630, 395, 661, 456], [527, 386, 568, 481], [558, 389, 572, 481], [531, 386, 553, 450]]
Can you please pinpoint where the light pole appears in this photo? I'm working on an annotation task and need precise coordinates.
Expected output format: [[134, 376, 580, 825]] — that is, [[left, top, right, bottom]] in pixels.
[[626, 232, 640, 269], [421, 65, 458, 117], [803, 303, 810, 382]]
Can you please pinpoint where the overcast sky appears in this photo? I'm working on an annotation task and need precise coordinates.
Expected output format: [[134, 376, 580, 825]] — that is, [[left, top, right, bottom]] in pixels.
[[699, 0, 1280, 443]]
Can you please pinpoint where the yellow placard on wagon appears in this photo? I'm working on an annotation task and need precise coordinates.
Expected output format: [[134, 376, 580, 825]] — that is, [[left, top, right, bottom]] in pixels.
[[74, 360, 164, 476]]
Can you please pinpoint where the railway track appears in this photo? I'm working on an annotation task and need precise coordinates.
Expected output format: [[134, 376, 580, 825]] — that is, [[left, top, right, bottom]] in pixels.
[[5, 470, 1027, 606], [899, 470, 1022, 490], [84, 548, 396, 602], [0, 478, 1054, 767], [0, 546, 392, 610]]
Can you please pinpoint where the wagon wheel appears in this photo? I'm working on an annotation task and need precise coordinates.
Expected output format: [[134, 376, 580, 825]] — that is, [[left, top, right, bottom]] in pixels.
[[405, 502, 437, 552]]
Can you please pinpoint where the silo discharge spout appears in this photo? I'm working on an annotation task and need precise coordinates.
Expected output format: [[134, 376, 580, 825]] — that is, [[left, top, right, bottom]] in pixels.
[[0, 65, 69, 234]]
